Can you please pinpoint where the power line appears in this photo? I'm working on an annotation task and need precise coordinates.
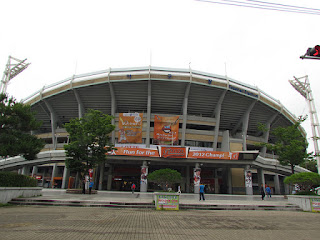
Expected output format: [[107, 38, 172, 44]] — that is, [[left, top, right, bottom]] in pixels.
[[196, 0, 320, 15]]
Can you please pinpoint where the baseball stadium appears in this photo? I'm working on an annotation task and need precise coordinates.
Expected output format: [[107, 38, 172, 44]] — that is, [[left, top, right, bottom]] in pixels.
[[0, 66, 308, 195]]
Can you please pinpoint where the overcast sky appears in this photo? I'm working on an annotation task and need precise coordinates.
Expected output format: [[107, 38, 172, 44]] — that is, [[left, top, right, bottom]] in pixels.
[[1, 0, 320, 152]]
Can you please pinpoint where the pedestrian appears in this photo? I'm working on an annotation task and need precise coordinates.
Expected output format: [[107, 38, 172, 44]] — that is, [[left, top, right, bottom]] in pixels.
[[260, 184, 265, 200], [82, 179, 86, 194], [89, 181, 94, 195], [177, 185, 181, 194], [199, 183, 205, 201], [131, 183, 136, 194], [265, 185, 271, 198]]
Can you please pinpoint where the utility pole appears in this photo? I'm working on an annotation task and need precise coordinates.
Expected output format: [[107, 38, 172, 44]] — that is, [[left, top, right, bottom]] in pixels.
[[0, 56, 30, 94], [289, 76, 320, 174]]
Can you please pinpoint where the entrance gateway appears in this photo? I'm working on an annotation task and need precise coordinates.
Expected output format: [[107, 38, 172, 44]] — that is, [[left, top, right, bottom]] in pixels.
[[101, 146, 261, 194]]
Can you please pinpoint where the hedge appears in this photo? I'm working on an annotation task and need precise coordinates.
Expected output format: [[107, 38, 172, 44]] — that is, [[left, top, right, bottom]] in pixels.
[[0, 171, 37, 187]]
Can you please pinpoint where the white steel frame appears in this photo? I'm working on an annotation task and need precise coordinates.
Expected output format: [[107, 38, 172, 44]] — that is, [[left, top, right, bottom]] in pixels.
[[289, 75, 320, 174], [0, 56, 30, 94]]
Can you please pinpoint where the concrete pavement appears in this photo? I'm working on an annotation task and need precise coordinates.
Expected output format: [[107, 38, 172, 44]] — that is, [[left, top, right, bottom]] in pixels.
[[0, 205, 319, 240]]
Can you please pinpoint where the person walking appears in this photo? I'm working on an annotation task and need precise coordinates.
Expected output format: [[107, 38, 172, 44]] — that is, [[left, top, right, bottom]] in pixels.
[[177, 185, 181, 194], [199, 183, 205, 201], [265, 185, 272, 198], [131, 183, 136, 194], [89, 181, 94, 195], [260, 184, 265, 200]]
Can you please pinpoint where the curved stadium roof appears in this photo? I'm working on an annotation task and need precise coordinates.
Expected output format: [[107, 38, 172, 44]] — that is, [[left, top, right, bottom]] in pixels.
[[24, 66, 300, 140]]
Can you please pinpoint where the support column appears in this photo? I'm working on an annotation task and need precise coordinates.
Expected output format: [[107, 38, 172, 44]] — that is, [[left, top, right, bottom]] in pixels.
[[98, 163, 105, 190], [22, 166, 30, 176], [31, 166, 38, 178], [194, 163, 201, 194], [227, 167, 233, 194], [146, 79, 151, 147], [181, 82, 191, 147], [107, 164, 113, 191], [61, 166, 70, 189], [257, 168, 265, 192], [213, 91, 226, 150], [140, 161, 148, 192], [274, 174, 280, 195], [186, 166, 190, 193], [51, 163, 58, 188], [244, 165, 253, 195], [214, 169, 219, 194]]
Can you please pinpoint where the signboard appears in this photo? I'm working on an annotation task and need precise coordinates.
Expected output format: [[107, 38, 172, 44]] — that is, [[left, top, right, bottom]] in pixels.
[[188, 151, 239, 160], [155, 194, 179, 210], [245, 170, 252, 188], [153, 115, 179, 145], [310, 198, 320, 212], [118, 113, 143, 143], [109, 147, 159, 157], [160, 147, 187, 158], [194, 168, 201, 187], [141, 167, 148, 185]]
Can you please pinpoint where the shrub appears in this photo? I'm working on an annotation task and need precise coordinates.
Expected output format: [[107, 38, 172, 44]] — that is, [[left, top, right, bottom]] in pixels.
[[284, 172, 320, 192], [0, 171, 37, 187]]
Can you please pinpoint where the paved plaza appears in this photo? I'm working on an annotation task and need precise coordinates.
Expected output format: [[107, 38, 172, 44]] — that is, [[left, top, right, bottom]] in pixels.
[[0, 205, 319, 240]]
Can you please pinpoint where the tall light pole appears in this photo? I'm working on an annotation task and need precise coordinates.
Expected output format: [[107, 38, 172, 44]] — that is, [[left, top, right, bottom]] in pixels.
[[289, 76, 320, 174], [0, 56, 30, 94]]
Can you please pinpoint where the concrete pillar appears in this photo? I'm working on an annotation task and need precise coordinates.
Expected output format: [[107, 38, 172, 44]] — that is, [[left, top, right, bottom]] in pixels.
[[186, 166, 190, 193], [140, 161, 148, 192], [227, 167, 233, 194], [31, 166, 38, 177], [98, 163, 104, 190], [244, 165, 253, 195], [22, 166, 30, 176], [107, 165, 113, 191], [146, 79, 151, 147], [257, 168, 265, 192], [61, 166, 70, 189], [214, 169, 219, 194], [274, 174, 281, 195], [50, 163, 58, 188], [194, 163, 201, 194]]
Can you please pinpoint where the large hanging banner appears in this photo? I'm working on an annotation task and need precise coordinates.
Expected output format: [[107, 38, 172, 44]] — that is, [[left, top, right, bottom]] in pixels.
[[153, 115, 179, 145], [118, 113, 143, 143]]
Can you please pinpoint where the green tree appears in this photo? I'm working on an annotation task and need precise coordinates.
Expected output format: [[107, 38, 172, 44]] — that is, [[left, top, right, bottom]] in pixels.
[[261, 116, 309, 174], [64, 109, 115, 183], [300, 156, 318, 173], [284, 172, 320, 193], [0, 93, 44, 160], [148, 168, 182, 191]]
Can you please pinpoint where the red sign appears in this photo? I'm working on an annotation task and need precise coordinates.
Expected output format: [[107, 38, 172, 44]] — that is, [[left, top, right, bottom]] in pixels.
[[161, 147, 187, 158], [35, 175, 42, 180], [188, 151, 239, 160]]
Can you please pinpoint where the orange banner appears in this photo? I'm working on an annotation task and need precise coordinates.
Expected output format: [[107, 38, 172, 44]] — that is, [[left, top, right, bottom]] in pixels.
[[118, 113, 143, 144], [153, 115, 179, 145], [188, 151, 239, 160], [161, 147, 187, 158], [109, 147, 159, 157]]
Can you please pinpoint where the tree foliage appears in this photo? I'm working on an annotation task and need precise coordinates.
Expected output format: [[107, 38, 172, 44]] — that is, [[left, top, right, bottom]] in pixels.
[[261, 116, 309, 174], [148, 168, 182, 190], [284, 172, 320, 192], [300, 157, 318, 173], [64, 109, 115, 179], [0, 93, 44, 160]]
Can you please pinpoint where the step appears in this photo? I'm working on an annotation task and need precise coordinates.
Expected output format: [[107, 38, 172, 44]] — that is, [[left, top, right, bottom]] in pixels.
[[9, 198, 302, 211]]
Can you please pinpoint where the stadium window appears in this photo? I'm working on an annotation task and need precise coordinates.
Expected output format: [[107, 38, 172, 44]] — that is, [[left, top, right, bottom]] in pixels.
[[186, 124, 214, 131]]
